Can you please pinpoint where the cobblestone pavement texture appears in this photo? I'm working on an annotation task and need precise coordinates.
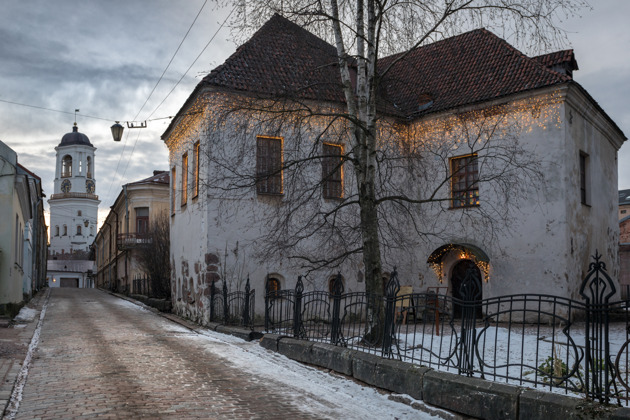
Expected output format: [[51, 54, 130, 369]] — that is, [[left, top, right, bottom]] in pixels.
[[10, 289, 428, 419]]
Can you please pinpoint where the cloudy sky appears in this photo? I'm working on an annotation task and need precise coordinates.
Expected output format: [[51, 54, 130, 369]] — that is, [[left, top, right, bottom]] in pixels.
[[0, 0, 628, 228]]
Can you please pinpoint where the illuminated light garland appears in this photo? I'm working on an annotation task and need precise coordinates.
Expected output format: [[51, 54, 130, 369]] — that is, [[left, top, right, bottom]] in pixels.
[[428, 243, 492, 284]]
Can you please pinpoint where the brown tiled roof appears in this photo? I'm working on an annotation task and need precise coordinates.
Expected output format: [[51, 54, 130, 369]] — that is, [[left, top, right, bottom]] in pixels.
[[196, 15, 572, 120], [129, 170, 169, 186], [534, 50, 578, 69], [378, 29, 572, 117], [202, 14, 344, 103]]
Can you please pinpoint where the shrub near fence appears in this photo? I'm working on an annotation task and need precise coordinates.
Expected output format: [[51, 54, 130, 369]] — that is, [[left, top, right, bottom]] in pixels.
[[264, 253, 630, 406]]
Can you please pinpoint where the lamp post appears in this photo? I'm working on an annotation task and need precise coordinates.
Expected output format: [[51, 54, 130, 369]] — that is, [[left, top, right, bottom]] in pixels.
[[111, 122, 124, 142]]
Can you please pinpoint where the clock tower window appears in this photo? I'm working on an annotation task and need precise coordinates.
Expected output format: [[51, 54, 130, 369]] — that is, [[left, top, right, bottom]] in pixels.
[[62, 155, 72, 177]]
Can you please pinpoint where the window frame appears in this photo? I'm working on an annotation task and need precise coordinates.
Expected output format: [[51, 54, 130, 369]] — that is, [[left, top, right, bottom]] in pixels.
[[256, 136, 284, 196], [61, 155, 72, 178], [322, 143, 344, 199], [580, 151, 590, 206], [450, 153, 480, 209], [181, 152, 188, 207], [192, 141, 200, 199], [266, 277, 281, 297], [171, 166, 177, 216], [136, 207, 149, 234]]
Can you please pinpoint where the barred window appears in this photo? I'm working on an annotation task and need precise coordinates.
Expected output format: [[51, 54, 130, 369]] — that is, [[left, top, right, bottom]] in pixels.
[[322, 143, 343, 199], [451, 154, 479, 208], [256, 136, 283, 195]]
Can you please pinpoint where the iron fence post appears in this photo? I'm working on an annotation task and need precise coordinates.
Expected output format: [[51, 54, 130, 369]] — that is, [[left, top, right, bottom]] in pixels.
[[330, 272, 344, 346], [264, 274, 270, 332], [382, 269, 400, 357], [223, 281, 228, 324], [293, 276, 304, 338], [243, 277, 251, 327], [210, 280, 216, 322], [580, 251, 617, 404], [457, 266, 482, 376]]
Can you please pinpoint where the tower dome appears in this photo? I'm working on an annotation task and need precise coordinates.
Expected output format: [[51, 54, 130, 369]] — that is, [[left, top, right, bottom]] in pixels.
[[59, 123, 92, 147]]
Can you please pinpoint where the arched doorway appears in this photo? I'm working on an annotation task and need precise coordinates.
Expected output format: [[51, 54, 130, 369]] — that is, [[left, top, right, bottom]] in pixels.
[[451, 259, 482, 318]]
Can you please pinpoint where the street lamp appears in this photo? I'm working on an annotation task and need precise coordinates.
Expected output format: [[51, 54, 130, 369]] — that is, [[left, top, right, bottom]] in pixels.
[[111, 121, 124, 142]]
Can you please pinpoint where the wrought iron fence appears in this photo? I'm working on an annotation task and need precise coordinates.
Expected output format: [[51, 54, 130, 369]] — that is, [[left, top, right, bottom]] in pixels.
[[132, 276, 151, 296], [264, 253, 630, 406], [209, 277, 255, 329]]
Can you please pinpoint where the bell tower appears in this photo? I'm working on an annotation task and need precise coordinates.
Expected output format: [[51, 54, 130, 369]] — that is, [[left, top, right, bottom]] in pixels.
[[48, 123, 100, 257]]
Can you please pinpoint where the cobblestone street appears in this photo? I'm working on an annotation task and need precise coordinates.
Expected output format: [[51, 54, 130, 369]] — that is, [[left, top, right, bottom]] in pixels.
[[9, 289, 439, 419]]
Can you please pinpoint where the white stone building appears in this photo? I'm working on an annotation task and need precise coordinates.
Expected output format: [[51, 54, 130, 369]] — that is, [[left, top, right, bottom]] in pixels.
[[48, 123, 100, 257], [162, 16, 626, 323]]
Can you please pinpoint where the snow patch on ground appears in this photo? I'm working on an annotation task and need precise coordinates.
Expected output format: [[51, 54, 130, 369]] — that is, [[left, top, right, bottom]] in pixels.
[[192, 330, 447, 419], [13, 307, 37, 322]]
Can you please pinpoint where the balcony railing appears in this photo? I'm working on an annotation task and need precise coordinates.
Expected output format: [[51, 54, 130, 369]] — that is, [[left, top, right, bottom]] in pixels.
[[117, 233, 151, 250], [49, 192, 99, 200]]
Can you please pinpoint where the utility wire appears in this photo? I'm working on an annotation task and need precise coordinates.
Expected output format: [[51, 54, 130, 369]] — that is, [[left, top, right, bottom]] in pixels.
[[131, 0, 209, 122], [119, 6, 236, 191], [0, 99, 114, 122], [145, 6, 235, 120], [104, 0, 210, 204]]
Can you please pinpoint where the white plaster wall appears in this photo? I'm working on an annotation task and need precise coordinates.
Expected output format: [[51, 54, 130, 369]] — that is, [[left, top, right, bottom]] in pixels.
[[165, 87, 624, 320]]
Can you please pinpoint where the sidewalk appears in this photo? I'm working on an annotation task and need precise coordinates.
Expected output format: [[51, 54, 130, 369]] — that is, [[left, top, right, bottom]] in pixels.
[[0, 288, 48, 417]]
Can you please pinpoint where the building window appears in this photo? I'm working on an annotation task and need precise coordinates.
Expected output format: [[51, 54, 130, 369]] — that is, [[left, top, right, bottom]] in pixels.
[[77, 225, 82, 235], [256, 136, 283, 195], [61, 155, 72, 177], [63, 225, 67, 236], [14, 215, 19, 264], [136, 207, 149, 234], [181, 152, 188, 206], [623, 210, 628, 215], [328, 275, 345, 296], [580, 152, 590, 205], [87, 156, 92, 179], [266, 277, 281, 297], [451, 154, 479, 208], [55, 225, 59, 236], [193, 141, 200, 198], [77, 210, 82, 217], [171, 166, 176, 215], [322, 143, 343, 199]]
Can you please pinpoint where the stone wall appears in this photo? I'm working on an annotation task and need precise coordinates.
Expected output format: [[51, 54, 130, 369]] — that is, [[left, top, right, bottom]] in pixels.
[[258, 334, 630, 420]]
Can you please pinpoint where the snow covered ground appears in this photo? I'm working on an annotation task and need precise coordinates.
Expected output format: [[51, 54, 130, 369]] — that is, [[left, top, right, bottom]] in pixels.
[[111, 297, 451, 419], [188, 329, 450, 419]]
